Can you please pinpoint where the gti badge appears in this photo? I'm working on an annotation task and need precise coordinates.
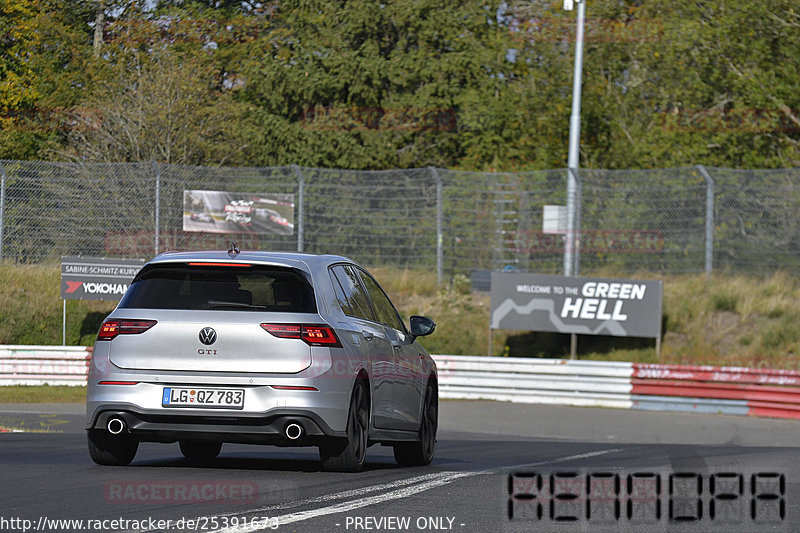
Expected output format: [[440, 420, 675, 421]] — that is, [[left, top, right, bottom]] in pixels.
[[199, 327, 217, 346]]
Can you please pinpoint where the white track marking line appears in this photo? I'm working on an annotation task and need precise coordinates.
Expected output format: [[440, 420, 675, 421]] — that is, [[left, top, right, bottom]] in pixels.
[[502, 448, 625, 470], [123, 472, 469, 533], [200, 447, 626, 533], [228, 471, 458, 514], [216, 472, 476, 533]]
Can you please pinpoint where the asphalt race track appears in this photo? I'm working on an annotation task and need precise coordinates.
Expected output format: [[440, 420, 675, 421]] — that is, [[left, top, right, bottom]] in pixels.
[[1, 400, 798, 533]]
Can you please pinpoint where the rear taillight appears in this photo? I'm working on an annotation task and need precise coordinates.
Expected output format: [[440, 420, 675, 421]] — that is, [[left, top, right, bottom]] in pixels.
[[260, 323, 342, 347], [260, 324, 301, 338], [97, 319, 157, 340], [301, 325, 340, 346]]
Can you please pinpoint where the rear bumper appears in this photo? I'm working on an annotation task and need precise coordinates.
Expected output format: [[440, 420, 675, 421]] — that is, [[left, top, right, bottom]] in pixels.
[[87, 403, 345, 445], [86, 344, 355, 434]]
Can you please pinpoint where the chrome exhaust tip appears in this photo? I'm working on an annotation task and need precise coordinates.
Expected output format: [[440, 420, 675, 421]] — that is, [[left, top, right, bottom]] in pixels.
[[285, 422, 303, 440], [107, 417, 126, 435]]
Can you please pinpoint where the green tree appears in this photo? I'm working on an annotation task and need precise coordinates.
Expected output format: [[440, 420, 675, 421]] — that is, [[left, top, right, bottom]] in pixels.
[[577, 0, 800, 168], [239, 1, 517, 169], [3, 0, 800, 169], [58, 2, 255, 164], [0, 0, 96, 159]]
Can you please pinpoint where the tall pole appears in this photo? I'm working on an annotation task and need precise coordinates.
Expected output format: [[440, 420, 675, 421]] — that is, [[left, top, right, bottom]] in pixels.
[[564, 0, 585, 278], [564, 0, 586, 360]]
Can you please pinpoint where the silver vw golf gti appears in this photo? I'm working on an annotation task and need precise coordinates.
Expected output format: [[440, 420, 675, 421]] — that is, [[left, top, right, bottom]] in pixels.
[[86, 250, 437, 472]]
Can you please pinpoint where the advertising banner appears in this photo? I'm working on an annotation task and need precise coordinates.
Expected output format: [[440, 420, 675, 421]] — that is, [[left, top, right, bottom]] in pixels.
[[490, 273, 663, 338], [61, 257, 145, 301], [183, 190, 294, 236]]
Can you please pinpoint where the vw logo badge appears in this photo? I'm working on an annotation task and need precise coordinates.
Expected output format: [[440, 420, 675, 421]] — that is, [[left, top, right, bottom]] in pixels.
[[199, 327, 217, 346]]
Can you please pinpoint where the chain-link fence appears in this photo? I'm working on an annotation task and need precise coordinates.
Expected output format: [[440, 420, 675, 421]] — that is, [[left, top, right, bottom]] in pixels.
[[1, 160, 799, 281]]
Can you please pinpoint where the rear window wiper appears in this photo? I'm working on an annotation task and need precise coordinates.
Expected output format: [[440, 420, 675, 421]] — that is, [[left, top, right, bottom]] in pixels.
[[207, 300, 268, 310]]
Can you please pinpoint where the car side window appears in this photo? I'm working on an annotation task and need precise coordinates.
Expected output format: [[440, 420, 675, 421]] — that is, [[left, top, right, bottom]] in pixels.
[[329, 270, 355, 316], [330, 265, 374, 321], [357, 269, 406, 332]]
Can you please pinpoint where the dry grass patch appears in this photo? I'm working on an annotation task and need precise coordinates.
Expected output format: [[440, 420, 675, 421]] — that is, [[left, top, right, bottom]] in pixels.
[[3, 264, 800, 369], [0, 385, 86, 403]]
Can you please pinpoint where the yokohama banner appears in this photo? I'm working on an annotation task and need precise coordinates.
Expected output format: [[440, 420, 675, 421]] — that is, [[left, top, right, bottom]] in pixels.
[[61, 256, 145, 301], [490, 273, 663, 339]]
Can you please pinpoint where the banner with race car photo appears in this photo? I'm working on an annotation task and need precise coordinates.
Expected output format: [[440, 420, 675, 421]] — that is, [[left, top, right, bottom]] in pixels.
[[183, 190, 295, 236], [490, 273, 663, 339]]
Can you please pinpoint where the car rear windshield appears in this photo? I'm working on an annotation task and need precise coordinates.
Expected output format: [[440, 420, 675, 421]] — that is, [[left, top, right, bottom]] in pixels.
[[118, 263, 317, 313]]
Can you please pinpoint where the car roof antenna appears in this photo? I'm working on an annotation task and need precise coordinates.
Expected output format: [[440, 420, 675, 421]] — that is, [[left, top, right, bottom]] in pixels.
[[227, 242, 240, 257]]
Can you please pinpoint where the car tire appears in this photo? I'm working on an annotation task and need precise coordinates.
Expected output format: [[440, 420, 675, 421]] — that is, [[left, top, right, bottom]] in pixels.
[[393, 380, 437, 466], [87, 430, 139, 466], [319, 379, 369, 472], [179, 440, 222, 460]]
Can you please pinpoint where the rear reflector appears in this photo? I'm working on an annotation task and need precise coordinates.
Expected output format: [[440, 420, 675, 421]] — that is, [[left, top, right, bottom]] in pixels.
[[97, 319, 157, 340], [270, 385, 318, 391], [98, 381, 139, 385], [260, 323, 342, 347]]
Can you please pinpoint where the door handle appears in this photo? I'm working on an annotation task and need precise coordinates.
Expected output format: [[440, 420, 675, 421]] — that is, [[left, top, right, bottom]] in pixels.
[[392, 344, 401, 351], [361, 331, 375, 341]]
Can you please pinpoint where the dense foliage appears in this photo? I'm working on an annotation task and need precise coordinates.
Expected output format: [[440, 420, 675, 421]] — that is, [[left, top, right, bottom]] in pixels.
[[1, 0, 798, 169]]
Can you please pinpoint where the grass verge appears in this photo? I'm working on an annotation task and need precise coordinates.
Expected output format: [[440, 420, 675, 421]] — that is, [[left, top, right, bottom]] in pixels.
[[0, 385, 86, 403]]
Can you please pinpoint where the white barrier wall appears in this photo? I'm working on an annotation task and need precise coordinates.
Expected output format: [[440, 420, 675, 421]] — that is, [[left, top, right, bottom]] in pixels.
[[433, 355, 634, 409], [0, 345, 91, 386], [433, 355, 800, 420], [2, 347, 799, 420]]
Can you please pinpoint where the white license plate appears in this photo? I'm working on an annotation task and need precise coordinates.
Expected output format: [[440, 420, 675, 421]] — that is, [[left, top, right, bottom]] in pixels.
[[161, 387, 244, 409]]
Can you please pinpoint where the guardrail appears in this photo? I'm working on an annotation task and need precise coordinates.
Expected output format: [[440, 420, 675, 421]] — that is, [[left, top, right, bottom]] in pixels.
[[631, 362, 800, 419], [0, 345, 91, 386], [2, 347, 798, 420], [432, 356, 635, 409], [433, 355, 800, 420]]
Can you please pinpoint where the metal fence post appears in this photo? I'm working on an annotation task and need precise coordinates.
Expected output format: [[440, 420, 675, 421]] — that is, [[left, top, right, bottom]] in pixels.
[[567, 167, 582, 359], [153, 161, 161, 255], [697, 165, 714, 276], [293, 165, 304, 252], [569, 168, 582, 277], [564, 169, 576, 277], [0, 162, 6, 264], [430, 167, 443, 287]]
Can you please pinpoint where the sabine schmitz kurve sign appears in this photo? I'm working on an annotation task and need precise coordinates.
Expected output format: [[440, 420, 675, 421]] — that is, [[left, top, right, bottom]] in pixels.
[[490, 272, 663, 339], [61, 256, 145, 301]]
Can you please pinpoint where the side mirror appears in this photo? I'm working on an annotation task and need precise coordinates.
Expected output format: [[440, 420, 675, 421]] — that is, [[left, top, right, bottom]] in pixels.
[[410, 315, 436, 337]]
